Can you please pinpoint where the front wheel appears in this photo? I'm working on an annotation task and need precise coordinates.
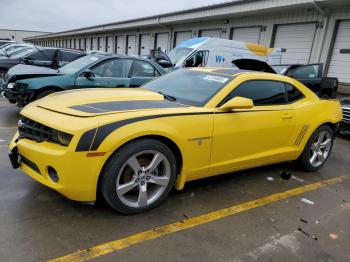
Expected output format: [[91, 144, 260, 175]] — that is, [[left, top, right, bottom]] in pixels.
[[297, 125, 334, 171], [101, 139, 177, 214]]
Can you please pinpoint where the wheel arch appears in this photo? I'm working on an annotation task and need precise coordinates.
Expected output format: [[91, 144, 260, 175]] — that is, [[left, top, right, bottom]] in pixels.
[[96, 134, 184, 199], [35, 86, 63, 95]]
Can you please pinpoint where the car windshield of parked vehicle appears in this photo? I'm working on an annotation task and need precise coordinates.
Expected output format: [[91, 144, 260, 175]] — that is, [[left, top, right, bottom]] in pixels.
[[59, 55, 103, 74], [9, 48, 36, 58], [143, 69, 232, 106], [7, 47, 32, 56], [168, 47, 193, 64]]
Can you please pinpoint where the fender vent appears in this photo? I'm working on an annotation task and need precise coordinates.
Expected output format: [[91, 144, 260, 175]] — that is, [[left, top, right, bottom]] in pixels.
[[295, 125, 309, 146]]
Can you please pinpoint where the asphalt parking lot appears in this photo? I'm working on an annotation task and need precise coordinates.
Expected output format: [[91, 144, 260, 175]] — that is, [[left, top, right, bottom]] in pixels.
[[0, 97, 350, 262]]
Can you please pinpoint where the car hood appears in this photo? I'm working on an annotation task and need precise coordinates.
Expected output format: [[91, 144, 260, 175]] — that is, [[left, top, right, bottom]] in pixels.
[[4, 64, 59, 83], [35, 88, 188, 117]]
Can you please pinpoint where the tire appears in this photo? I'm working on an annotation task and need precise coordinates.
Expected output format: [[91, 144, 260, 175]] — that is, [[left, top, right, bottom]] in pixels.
[[297, 125, 334, 172], [101, 138, 177, 214], [35, 89, 57, 100]]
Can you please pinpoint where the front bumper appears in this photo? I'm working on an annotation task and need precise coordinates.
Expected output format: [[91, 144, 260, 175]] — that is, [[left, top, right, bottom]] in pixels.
[[9, 132, 108, 201], [2, 87, 33, 106]]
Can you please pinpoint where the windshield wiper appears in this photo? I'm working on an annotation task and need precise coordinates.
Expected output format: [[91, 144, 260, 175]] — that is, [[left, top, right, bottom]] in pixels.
[[157, 92, 177, 102]]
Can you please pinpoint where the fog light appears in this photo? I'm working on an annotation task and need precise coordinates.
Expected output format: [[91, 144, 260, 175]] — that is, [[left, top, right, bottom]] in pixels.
[[48, 166, 59, 183]]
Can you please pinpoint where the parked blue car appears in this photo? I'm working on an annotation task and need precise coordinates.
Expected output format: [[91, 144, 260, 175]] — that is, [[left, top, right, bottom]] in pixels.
[[2, 54, 166, 106]]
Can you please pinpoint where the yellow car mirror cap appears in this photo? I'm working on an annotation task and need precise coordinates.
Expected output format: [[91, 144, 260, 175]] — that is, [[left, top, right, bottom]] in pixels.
[[219, 96, 254, 111]]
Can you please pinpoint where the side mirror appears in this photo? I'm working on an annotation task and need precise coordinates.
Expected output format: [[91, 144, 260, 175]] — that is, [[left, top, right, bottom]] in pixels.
[[22, 57, 33, 64], [83, 69, 94, 79], [157, 59, 173, 68], [219, 96, 254, 111]]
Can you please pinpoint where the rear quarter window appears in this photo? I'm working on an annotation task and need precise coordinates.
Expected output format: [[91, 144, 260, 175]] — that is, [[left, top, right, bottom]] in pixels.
[[285, 83, 304, 103]]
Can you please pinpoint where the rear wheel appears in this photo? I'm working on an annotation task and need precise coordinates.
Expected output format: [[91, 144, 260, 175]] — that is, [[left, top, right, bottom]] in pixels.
[[101, 139, 177, 214], [297, 125, 334, 171]]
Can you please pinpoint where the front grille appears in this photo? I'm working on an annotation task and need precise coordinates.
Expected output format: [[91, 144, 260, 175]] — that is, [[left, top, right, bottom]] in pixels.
[[18, 116, 59, 144], [342, 107, 350, 124]]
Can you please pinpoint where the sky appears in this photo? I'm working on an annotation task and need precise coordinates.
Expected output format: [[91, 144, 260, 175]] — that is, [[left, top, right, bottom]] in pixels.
[[0, 0, 229, 33]]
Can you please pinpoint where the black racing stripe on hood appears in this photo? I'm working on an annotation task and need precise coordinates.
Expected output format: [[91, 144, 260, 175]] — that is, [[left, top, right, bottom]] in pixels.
[[70, 100, 188, 114], [75, 112, 212, 152]]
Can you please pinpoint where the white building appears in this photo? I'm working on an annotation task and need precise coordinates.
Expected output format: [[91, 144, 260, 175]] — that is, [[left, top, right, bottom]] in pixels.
[[0, 28, 51, 43], [24, 0, 350, 92]]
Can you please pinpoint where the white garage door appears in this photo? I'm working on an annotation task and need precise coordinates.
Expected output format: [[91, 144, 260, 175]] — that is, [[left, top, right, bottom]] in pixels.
[[200, 29, 223, 38], [274, 23, 317, 64], [98, 37, 105, 51], [115, 36, 125, 54], [174, 31, 192, 47], [92, 37, 98, 50], [106, 36, 113, 53], [86, 38, 91, 51], [231, 27, 261, 44], [155, 33, 169, 53], [327, 20, 350, 84], [140, 34, 151, 56], [127, 35, 137, 55]]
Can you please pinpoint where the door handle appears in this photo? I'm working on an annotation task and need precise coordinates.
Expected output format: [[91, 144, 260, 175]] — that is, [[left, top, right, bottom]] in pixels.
[[282, 112, 293, 119]]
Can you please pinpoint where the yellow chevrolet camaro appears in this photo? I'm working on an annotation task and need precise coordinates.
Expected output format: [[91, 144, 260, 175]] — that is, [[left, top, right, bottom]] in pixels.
[[9, 68, 342, 214]]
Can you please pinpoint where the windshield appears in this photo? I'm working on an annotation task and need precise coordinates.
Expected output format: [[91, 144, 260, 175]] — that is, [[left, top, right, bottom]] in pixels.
[[59, 55, 102, 74], [271, 65, 289, 75], [143, 69, 232, 106], [168, 47, 193, 64], [7, 47, 30, 56], [9, 48, 36, 58]]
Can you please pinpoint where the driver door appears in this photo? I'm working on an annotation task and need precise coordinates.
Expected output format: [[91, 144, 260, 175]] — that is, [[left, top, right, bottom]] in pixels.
[[210, 80, 297, 173], [74, 58, 133, 89], [287, 64, 323, 92]]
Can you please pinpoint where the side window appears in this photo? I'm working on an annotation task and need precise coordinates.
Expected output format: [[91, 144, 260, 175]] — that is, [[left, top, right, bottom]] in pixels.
[[226, 80, 286, 106], [27, 49, 56, 60], [59, 51, 83, 62], [285, 83, 304, 103], [131, 60, 159, 77], [91, 59, 133, 77], [290, 64, 320, 79], [185, 51, 209, 67]]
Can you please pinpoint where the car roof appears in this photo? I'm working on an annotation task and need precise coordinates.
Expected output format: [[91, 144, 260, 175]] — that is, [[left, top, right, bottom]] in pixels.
[[35, 46, 84, 53], [88, 53, 166, 73]]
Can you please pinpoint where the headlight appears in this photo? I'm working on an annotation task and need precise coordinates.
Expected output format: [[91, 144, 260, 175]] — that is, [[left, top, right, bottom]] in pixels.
[[56, 131, 73, 146], [7, 82, 15, 89]]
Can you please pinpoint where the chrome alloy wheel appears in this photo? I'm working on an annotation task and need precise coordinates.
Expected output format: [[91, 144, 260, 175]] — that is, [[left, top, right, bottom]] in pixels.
[[309, 130, 332, 168], [116, 150, 171, 208]]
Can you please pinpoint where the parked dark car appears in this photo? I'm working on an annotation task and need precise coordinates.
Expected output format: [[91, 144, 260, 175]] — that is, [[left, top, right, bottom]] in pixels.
[[232, 59, 338, 99], [0, 47, 85, 78], [340, 97, 350, 136], [0, 43, 34, 58], [2, 54, 166, 106]]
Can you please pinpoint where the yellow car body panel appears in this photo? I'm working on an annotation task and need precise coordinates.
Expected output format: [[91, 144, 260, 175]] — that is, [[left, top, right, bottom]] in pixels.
[[9, 68, 342, 202]]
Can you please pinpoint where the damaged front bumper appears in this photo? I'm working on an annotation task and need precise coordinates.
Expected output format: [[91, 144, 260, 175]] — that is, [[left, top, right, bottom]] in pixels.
[[2, 85, 33, 107]]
